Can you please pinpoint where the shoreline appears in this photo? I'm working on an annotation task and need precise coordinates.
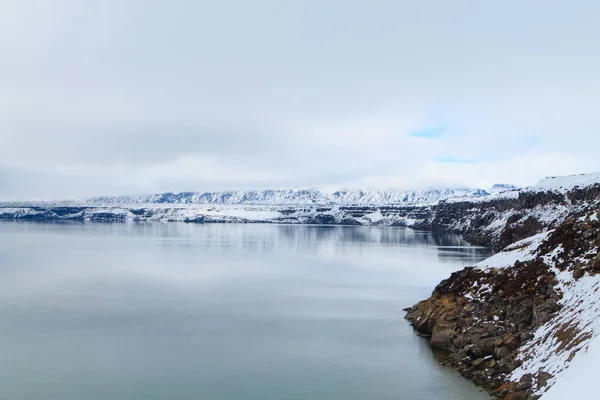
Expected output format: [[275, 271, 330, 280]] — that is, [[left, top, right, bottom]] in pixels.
[[404, 210, 600, 399]]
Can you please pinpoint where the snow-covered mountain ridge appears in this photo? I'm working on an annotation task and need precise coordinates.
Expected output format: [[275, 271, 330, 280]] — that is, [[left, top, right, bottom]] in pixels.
[[87, 187, 496, 206]]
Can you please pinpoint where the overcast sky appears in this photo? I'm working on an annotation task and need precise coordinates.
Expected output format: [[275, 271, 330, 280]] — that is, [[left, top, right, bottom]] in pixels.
[[1, 0, 599, 200]]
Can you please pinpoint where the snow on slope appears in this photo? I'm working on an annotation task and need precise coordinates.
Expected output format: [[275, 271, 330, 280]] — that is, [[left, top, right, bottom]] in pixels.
[[531, 172, 600, 193], [444, 172, 600, 207], [491, 208, 600, 398], [475, 231, 550, 270], [96, 173, 600, 208], [543, 333, 600, 399], [514, 270, 600, 398], [87, 187, 492, 206]]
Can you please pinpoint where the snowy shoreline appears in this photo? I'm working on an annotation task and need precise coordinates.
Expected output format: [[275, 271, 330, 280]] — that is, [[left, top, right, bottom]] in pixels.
[[404, 173, 600, 399]]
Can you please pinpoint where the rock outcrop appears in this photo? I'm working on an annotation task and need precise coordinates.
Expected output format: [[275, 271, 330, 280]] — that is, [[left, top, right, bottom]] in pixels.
[[410, 182, 600, 250], [405, 209, 600, 399]]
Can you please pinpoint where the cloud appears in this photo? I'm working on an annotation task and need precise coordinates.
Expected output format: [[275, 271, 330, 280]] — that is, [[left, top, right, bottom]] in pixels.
[[0, 0, 599, 200], [435, 157, 475, 164]]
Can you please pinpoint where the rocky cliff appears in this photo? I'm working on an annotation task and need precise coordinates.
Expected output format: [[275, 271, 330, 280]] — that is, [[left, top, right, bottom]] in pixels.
[[409, 182, 600, 250], [405, 177, 600, 399]]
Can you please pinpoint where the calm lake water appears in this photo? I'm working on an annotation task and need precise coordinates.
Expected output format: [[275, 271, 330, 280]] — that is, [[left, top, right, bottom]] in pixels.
[[0, 222, 492, 400]]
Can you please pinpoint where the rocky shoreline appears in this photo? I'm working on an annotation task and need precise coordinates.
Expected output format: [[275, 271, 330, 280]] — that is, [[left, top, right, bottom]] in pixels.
[[405, 208, 600, 399]]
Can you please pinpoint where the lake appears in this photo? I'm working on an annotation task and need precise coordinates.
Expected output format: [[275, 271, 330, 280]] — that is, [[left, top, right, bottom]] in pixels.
[[0, 222, 492, 400]]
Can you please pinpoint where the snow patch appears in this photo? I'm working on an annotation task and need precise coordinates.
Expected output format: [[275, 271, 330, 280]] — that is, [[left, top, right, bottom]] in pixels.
[[531, 172, 600, 194], [476, 231, 550, 270], [511, 271, 600, 398]]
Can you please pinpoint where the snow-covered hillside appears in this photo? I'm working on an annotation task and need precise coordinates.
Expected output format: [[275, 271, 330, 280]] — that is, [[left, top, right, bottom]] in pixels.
[[530, 172, 600, 193], [87, 187, 493, 206], [404, 172, 600, 399]]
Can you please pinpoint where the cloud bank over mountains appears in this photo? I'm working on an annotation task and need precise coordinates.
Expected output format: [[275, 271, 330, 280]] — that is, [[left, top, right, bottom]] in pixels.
[[1, 0, 599, 200]]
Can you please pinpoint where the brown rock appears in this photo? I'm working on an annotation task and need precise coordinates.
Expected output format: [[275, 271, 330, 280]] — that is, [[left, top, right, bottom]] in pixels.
[[430, 328, 455, 350], [500, 356, 517, 372], [452, 349, 468, 363], [519, 332, 533, 342], [504, 334, 520, 350], [573, 267, 585, 279], [470, 333, 482, 344], [516, 373, 534, 391], [495, 346, 512, 359], [494, 382, 515, 397], [479, 337, 497, 355], [471, 358, 486, 370], [507, 393, 528, 400], [592, 256, 600, 272], [452, 334, 466, 349], [416, 317, 431, 335], [537, 371, 552, 388], [468, 345, 484, 359]]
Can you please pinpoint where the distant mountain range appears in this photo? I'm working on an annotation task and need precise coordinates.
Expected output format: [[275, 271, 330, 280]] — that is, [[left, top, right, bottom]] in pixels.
[[87, 185, 518, 206], [489, 183, 519, 192]]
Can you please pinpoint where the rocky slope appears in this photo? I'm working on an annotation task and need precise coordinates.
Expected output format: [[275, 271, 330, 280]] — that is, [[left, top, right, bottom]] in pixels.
[[408, 174, 600, 250], [404, 174, 600, 399]]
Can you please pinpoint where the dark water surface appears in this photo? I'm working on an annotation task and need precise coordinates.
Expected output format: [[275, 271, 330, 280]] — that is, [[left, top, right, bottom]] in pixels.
[[0, 222, 492, 400]]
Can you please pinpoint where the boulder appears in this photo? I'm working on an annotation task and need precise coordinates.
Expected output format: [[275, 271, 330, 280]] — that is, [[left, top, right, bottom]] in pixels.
[[537, 371, 552, 388], [468, 345, 484, 359], [504, 334, 520, 350], [416, 317, 431, 335], [471, 358, 486, 370], [452, 334, 466, 349], [495, 346, 512, 359], [469, 333, 482, 344], [452, 349, 468, 363], [573, 267, 585, 279], [430, 328, 455, 350], [516, 374, 534, 391], [479, 337, 497, 355]]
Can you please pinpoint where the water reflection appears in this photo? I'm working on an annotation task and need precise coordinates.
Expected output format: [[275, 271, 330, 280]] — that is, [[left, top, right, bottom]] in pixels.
[[0, 221, 489, 400], [0, 221, 492, 265]]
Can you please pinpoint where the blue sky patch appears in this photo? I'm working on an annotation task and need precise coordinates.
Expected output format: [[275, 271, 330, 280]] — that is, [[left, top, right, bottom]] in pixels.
[[520, 136, 539, 150], [410, 125, 447, 139]]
